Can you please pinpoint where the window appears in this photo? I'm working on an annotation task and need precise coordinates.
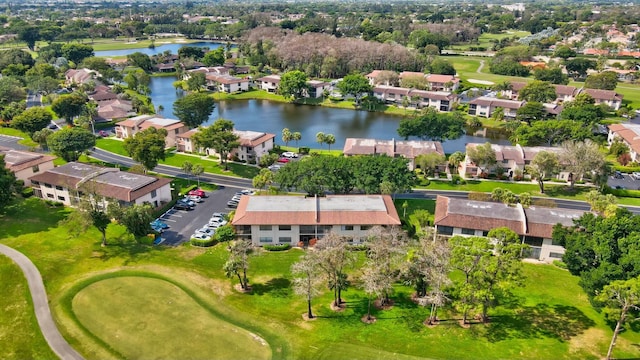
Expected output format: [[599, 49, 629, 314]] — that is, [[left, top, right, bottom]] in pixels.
[[46, 193, 54, 198], [175, 129, 179, 134], [150, 190, 157, 198], [278, 225, 291, 231], [32, 165, 39, 173], [57, 196, 65, 201], [44, 183, 52, 188], [259, 237, 272, 243], [482, 231, 489, 237], [341, 225, 354, 231], [549, 252, 564, 259], [360, 225, 372, 231], [437, 226, 453, 235], [55, 185, 63, 191], [461, 228, 475, 235], [262, 143, 265, 148], [247, 147, 252, 151], [279, 237, 291, 243], [259, 225, 272, 231], [32, 181, 39, 186]]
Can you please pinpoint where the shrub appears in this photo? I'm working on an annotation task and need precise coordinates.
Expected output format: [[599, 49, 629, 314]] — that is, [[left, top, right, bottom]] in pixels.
[[191, 237, 216, 247], [451, 175, 465, 185], [346, 244, 369, 251], [298, 147, 310, 155], [618, 153, 632, 166], [419, 177, 431, 186], [21, 187, 34, 198], [263, 243, 291, 251], [609, 140, 629, 156], [553, 260, 567, 269]]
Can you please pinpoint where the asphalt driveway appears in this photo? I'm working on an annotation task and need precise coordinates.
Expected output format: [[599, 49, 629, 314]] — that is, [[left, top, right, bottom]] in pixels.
[[157, 186, 243, 246], [607, 173, 640, 190]]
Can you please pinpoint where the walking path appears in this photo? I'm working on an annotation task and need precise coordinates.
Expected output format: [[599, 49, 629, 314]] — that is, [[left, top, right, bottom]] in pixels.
[[477, 59, 485, 73], [0, 244, 84, 360]]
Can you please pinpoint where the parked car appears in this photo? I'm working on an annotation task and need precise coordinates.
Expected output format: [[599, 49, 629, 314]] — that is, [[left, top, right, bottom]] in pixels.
[[227, 200, 239, 208], [195, 227, 215, 236], [191, 233, 212, 241], [174, 202, 192, 211], [211, 212, 226, 218], [180, 197, 196, 207], [188, 189, 206, 197], [231, 195, 242, 202], [98, 130, 109, 137], [208, 218, 228, 227], [277, 157, 290, 163], [150, 219, 169, 230], [268, 164, 281, 171], [240, 189, 255, 195], [632, 172, 640, 180], [188, 195, 203, 203], [614, 170, 624, 179], [282, 151, 299, 158]]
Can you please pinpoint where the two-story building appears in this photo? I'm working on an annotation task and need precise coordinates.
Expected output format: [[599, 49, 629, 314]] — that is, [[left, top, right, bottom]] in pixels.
[[581, 88, 623, 110], [372, 86, 456, 111], [468, 97, 524, 118], [434, 195, 587, 262], [305, 80, 331, 98], [205, 74, 250, 93], [0, 147, 56, 186], [343, 138, 444, 171], [65, 68, 100, 86], [608, 123, 640, 162], [460, 143, 570, 180], [29, 162, 172, 208], [425, 74, 460, 92], [255, 75, 281, 93], [176, 128, 275, 163], [114, 115, 189, 148], [231, 195, 401, 246]]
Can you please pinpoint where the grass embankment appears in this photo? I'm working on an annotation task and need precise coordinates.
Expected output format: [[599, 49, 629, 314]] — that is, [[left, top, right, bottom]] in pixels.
[[2, 197, 640, 359], [0, 127, 38, 148], [94, 138, 259, 179], [0, 255, 57, 359]]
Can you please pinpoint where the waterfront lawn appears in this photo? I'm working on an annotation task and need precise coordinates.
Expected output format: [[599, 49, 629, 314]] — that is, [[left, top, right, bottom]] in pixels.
[[2, 197, 640, 359], [213, 89, 288, 102], [0, 256, 57, 360], [94, 138, 260, 179]]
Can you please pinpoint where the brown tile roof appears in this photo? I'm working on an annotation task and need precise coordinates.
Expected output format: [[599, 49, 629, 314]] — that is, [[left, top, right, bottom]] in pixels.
[[235, 131, 275, 147], [426, 74, 459, 83], [469, 97, 524, 109], [343, 138, 444, 159], [553, 84, 579, 96], [582, 88, 623, 101], [409, 90, 456, 101], [232, 195, 401, 226], [0, 148, 56, 173], [366, 70, 382, 78], [90, 91, 118, 102], [399, 71, 425, 79], [609, 124, 640, 154], [256, 75, 281, 83], [177, 129, 198, 139]]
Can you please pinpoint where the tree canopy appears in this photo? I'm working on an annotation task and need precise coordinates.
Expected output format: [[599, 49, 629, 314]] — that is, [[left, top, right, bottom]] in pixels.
[[337, 74, 372, 105], [51, 93, 88, 126], [584, 71, 618, 91], [11, 107, 52, 136], [191, 119, 240, 170], [518, 80, 557, 103], [123, 127, 168, 172], [46, 127, 96, 162], [278, 70, 308, 99], [173, 92, 216, 128], [397, 108, 465, 142], [0, 154, 16, 212]]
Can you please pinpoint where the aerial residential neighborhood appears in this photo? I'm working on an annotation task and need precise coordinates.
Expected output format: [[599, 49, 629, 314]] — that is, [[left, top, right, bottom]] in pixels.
[[1, 1, 640, 360]]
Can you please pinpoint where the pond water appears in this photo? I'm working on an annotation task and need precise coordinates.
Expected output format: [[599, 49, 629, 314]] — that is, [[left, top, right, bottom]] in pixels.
[[94, 41, 225, 57], [149, 77, 510, 153]]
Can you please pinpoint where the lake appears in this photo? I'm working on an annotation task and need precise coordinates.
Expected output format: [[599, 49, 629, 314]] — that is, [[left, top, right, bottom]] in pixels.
[[94, 41, 225, 57], [149, 76, 510, 153]]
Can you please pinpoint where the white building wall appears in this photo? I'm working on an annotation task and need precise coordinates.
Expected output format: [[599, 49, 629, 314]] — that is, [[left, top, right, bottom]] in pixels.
[[132, 184, 172, 207], [539, 239, 566, 263], [250, 224, 374, 246]]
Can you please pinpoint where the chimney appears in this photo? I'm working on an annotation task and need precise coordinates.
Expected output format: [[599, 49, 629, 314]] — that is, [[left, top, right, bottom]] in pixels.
[[315, 194, 319, 223]]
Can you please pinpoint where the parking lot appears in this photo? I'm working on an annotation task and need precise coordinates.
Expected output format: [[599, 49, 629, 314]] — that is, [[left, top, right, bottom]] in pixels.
[[156, 186, 243, 246], [607, 173, 640, 190]]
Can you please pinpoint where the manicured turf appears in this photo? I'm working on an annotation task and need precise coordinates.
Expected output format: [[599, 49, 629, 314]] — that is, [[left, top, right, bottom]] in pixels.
[[3, 190, 640, 359], [0, 128, 38, 148], [72, 276, 270, 360], [450, 30, 531, 51], [94, 138, 260, 179], [0, 255, 57, 360]]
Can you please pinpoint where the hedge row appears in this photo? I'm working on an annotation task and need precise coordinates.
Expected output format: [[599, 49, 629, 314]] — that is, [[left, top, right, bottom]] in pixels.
[[263, 244, 291, 251]]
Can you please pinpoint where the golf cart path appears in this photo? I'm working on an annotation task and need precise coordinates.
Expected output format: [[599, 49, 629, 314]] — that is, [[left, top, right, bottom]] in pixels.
[[0, 244, 85, 360]]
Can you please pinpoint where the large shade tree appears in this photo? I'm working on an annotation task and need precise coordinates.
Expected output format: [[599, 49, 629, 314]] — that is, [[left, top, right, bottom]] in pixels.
[[123, 127, 167, 172], [173, 92, 216, 128], [46, 127, 96, 162], [51, 93, 88, 126], [191, 119, 240, 171], [397, 108, 465, 142]]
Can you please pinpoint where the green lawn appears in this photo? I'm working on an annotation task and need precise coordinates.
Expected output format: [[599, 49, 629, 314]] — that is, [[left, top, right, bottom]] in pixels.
[[2, 197, 640, 359], [0, 128, 38, 148], [72, 276, 270, 360], [450, 30, 531, 51], [0, 255, 57, 360], [94, 138, 260, 179]]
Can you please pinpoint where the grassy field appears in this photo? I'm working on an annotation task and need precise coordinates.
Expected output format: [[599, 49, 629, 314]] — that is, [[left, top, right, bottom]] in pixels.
[[2, 197, 640, 359], [72, 276, 270, 359], [450, 31, 531, 51], [94, 138, 260, 179], [0, 255, 57, 359]]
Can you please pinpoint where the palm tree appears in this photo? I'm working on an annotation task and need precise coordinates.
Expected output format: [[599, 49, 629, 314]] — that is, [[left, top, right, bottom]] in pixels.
[[316, 132, 325, 148], [282, 128, 292, 147], [324, 133, 336, 151], [292, 132, 302, 146]]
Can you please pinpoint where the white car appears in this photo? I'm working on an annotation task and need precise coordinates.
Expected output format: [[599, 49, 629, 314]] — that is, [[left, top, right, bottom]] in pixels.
[[240, 189, 256, 195], [231, 195, 242, 202], [191, 233, 212, 241], [268, 164, 281, 171], [208, 219, 228, 228], [632, 172, 640, 180], [282, 151, 298, 158], [188, 195, 203, 203], [195, 227, 215, 236], [212, 212, 226, 218]]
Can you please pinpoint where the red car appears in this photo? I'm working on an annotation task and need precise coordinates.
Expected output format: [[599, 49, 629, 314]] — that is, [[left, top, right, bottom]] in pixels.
[[188, 189, 206, 197], [277, 157, 290, 163]]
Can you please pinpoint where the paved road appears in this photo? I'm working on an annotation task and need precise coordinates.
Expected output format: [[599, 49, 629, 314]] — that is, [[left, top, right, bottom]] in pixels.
[[26, 92, 43, 108], [0, 134, 28, 150], [0, 244, 84, 360], [89, 148, 253, 189]]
